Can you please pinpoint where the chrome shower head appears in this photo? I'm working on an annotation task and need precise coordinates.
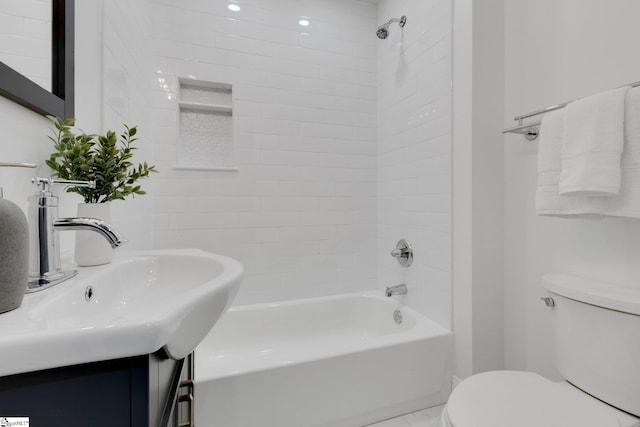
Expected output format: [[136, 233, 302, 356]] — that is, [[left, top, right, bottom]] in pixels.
[[376, 26, 389, 39], [376, 15, 406, 40]]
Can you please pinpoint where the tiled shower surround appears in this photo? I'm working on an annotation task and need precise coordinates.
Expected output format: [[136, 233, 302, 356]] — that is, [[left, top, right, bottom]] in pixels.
[[150, 0, 452, 322], [151, 0, 379, 304], [377, 0, 452, 327]]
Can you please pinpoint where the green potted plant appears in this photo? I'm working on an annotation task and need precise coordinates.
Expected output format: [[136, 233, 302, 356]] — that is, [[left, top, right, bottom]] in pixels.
[[46, 116, 157, 266]]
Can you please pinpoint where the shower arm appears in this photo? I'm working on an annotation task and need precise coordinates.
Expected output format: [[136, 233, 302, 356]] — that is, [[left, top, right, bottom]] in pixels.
[[382, 16, 406, 29], [382, 16, 406, 28]]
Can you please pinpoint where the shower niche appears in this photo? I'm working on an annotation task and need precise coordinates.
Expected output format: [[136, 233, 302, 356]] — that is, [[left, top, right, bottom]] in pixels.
[[175, 79, 237, 171]]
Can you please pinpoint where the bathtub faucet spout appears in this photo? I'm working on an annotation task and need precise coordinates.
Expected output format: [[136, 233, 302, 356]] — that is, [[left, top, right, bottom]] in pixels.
[[385, 283, 408, 297]]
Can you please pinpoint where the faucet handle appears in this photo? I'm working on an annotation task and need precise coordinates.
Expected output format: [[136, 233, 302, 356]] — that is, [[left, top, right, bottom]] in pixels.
[[32, 177, 96, 192], [390, 248, 406, 257], [390, 239, 413, 267]]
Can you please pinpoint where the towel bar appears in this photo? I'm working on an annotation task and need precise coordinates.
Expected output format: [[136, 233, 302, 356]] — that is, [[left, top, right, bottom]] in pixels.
[[503, 79, 640, 140]]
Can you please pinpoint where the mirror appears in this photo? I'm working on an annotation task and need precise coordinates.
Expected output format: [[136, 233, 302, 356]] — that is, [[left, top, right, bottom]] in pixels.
[[0, 0, 74, 118], [0, 2, 52, 91]]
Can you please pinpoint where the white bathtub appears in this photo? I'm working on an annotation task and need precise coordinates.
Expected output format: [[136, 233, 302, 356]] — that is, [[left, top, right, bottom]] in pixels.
[[194, 292, 453, 427]]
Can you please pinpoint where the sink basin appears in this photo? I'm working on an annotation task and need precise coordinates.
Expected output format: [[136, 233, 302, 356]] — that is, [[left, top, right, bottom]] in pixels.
[[0, 249, 243, 377]]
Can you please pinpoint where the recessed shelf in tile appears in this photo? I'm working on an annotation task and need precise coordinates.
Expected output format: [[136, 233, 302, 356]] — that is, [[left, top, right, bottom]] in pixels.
[[176, 79, 236, 171], [178, 101, 232, 113], [179, 79, 232, 105]]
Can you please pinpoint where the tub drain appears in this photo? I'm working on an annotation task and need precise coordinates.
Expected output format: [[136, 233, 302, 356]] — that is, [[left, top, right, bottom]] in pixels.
[[393, 309, 403, 324]]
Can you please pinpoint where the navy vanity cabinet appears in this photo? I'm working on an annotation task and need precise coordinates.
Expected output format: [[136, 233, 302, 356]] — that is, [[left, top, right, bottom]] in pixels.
[[0, 352, 186, 427]]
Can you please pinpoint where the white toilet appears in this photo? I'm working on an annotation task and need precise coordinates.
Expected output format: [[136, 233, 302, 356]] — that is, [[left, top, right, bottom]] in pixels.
[[441, 274, 640, 427]]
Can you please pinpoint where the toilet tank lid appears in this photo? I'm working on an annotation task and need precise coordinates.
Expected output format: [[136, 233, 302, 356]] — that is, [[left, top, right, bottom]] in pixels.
[[544, 274, 640, 315]]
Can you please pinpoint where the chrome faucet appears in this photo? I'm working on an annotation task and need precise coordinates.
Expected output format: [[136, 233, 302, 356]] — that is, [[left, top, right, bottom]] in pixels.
[[385, 283, 408, 297], [27, 177, 127, 292]]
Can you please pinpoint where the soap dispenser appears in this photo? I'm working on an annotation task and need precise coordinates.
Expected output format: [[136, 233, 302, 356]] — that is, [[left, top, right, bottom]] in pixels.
[[0, 162, 35, 313]]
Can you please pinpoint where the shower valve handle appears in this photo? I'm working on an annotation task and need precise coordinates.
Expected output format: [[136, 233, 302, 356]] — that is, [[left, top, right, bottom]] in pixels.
[[391, 248, 408, 258], [390, 239, 413, 267]]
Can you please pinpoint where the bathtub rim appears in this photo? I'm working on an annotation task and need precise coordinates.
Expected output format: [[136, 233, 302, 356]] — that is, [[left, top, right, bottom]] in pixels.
[[195, 290, 453, 382]]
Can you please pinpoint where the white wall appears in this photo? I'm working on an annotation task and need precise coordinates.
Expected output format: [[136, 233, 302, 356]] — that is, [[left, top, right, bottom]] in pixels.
[[451, 0, 474, 381], [469, 0, 504, 376], [150, 0, 379, 304], [102, 0, 155, 251], [376, 0, 452, 329], [452, 0, 504, 379], [504, 0, 640, 379]]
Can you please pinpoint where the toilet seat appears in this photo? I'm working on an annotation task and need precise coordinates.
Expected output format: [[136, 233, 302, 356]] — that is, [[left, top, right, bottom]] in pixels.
[[442, 371, 640, 427]]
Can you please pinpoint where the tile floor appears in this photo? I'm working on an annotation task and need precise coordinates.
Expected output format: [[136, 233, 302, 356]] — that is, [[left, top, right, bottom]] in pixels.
[[366, 405, 444, 427]]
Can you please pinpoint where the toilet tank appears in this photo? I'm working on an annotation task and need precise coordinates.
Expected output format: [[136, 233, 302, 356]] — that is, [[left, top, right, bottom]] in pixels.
[[543, 274, 640, 417]]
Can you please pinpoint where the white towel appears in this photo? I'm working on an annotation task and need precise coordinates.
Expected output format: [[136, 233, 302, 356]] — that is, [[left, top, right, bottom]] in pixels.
[[536, 110, 570, 214], [593, 86, 640, 217], [558, 86, 628, 196], [536, 86, 640, 218]]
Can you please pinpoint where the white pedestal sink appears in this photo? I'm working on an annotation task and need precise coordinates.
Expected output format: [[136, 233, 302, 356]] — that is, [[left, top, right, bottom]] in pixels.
[[0, 249, 243, 377]]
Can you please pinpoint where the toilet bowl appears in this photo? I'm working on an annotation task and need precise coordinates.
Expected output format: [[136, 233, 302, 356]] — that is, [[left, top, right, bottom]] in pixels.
[[440, 371, 640, 427], [441, 274, 640, 427]]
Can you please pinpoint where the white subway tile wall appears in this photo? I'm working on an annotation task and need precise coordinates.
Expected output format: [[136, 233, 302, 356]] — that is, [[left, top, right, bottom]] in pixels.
[[0, 0, 452, 327], [377, 0, 452, 328], [0, 0, 51, 91], [150, 0, 379, 303], [102, 0, 156, 251]]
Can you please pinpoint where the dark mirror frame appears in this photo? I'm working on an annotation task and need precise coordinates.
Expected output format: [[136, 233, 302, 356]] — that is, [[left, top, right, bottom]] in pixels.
[[0, 0, 74, 119]]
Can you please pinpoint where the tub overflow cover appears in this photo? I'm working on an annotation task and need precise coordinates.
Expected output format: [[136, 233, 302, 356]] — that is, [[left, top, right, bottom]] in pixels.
[[393, 309, 403, 324]]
